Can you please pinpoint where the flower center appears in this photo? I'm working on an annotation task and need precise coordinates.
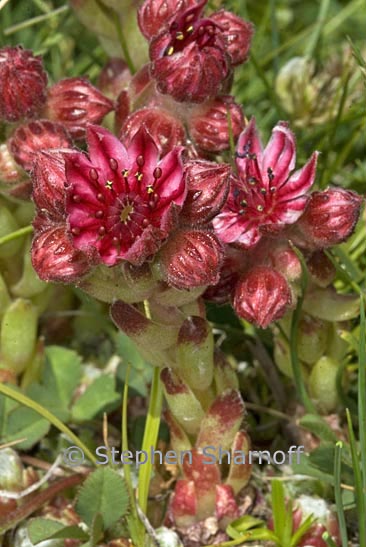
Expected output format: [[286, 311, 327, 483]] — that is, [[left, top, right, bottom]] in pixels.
[[120, 202, 134, 224]]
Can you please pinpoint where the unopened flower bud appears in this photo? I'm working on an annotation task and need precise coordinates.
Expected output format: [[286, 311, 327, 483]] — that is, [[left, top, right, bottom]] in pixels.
[[296, 188, 362, 249], [309, 356, 339, 413], [0, 46, 47, 122], [180, 161, 230, 225], [209, 10, 254, 66], [158, 230, 224, 290], [9, 120, 72, 172], [176, 316, 214, 390], [0, 298, 38, 375], [272, 245, 302, 283], [307, 251, 336, 287], [161, 368, 204, 435], [121, 107, 185, 156], [233, 267, 292, 328], [98, 57, 131, 98], [45, 77, 114, 139], [189, 96, 244, 152]]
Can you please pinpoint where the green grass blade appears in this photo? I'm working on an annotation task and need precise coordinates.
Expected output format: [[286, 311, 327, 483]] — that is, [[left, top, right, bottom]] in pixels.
[[346, 408, 366, 545], [358, 294, 366, 518], [334, 442, 349, 547]]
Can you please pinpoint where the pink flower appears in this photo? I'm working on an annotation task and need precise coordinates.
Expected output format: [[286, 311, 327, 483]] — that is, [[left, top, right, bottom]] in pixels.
[[149, 0, 231, 102], [138, 0, 196, 40], [0, 46, 47, 122], [213, 118, 318, 248], [65, 125, 186, 266]]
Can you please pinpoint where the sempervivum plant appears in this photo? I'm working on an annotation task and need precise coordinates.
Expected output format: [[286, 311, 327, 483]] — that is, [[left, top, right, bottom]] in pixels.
[[0, 0, 364, 545]]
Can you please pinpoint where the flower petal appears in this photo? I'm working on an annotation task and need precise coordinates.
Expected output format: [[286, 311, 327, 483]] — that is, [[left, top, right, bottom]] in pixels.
[[235, 117, 263, 174], [126, 125, 160, 178], [277, 151, 318, 200], [86, 124, 129, 176], [262, 121, 296, 188]]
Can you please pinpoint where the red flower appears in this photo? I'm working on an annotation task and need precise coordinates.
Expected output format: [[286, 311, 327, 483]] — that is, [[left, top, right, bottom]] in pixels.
[[0, 46, 47, 122], [149, 0, 230, 102], [213, 118, 318, 248], [65, 125, 186, 266], [45, 77, 114, 139]]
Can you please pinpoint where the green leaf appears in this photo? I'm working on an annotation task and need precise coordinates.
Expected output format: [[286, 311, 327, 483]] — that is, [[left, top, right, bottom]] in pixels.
[[226, 515, 265, 539], [271, 480, 286, 541], [115, 331, 153, 397], [42, 525, 89, 541], [90, 513, 104, 547], [76, 467, 129, 530], [71, 375, 120, 421], [27, 518, 64, 544], [26, 346, 82, 421], [6, 406, 50, 449], [299, 414, 338, 442]]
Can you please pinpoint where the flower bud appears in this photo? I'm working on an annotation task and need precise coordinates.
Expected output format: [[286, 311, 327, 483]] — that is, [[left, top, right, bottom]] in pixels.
[[272, 245, 302, 283], [296, 188, 362, 249], [9, 120, 72, 172], [158, 230, 224, 290], [233, 267, 292, 328], [0, 46, 47, 122], [188, 96, 245, 152], [309, 356, 339, 413], [209, 10, 254, 66], [0, 207, 23, 259], [161, 368, 204, 435], [45, 77, 114, 139], [307, 251, 336, 287], [121, 107, 185, 156], [0, 144, 22, 185], [0, 298, 38, 375], [98, 57, 131, 98], [180, 161, 230, 225], [176, 316, 214, 390], [196, 389, 245, 452]]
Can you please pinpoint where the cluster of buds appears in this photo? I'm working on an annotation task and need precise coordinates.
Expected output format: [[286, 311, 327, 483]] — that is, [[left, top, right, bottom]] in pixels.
[[0, 46, 113, 199]]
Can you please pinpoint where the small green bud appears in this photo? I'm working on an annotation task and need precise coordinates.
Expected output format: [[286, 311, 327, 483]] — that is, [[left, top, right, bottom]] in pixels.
[[0, 298, 38, 374], [309, 356, 339, 413]]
